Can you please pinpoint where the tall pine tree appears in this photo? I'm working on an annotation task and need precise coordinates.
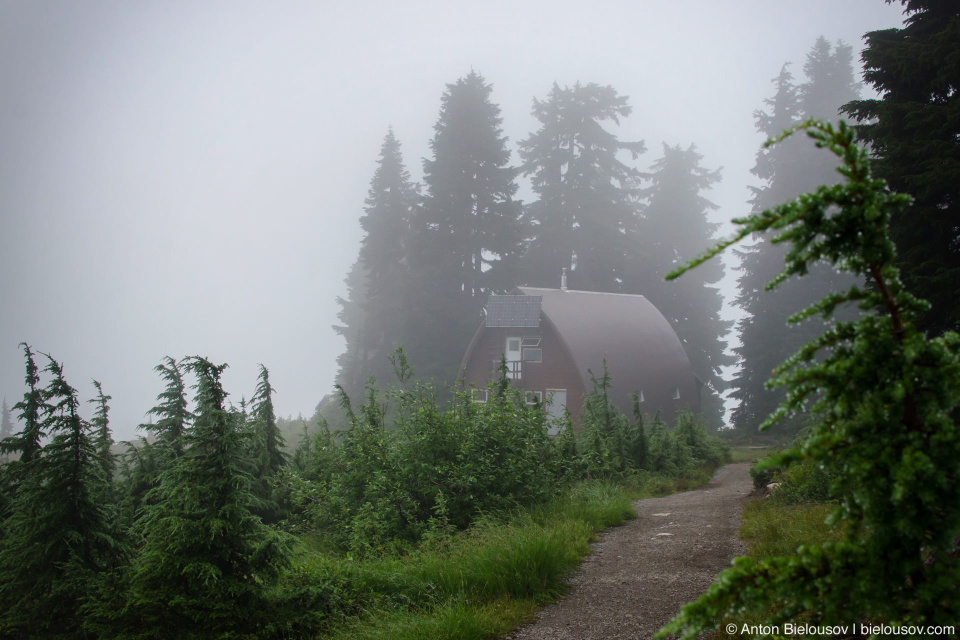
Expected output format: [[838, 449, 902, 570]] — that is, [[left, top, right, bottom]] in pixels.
[[843, 0, 960, 335], [519, 82, 644, 291], [404, 71, 521, 381], [630, 143, 733, 428], [334, 128, 418, 398], [731, 40, 862, 436]]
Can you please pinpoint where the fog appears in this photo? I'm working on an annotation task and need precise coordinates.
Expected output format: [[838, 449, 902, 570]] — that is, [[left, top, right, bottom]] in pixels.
[[0, 0, 904, 438]]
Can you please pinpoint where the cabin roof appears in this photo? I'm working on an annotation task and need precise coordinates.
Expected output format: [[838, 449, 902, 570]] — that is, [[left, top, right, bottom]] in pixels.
[[516, 286, 694, 409]]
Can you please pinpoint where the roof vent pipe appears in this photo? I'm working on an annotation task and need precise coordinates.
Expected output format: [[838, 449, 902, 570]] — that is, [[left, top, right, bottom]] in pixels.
[[561, 267, 568, 291]]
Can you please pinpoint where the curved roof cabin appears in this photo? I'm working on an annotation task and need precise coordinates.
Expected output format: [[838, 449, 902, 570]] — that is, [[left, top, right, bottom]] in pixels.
[[459, 286, 700, 430]]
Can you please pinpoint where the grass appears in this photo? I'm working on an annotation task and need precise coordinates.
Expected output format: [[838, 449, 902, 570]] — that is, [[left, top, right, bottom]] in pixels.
[[727, 446, 773, 464], [703, 492, 845, 639], [295, 469, 717, 639]]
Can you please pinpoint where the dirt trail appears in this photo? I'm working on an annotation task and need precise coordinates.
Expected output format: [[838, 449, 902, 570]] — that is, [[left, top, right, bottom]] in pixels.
[[510, 463, 753, 640]]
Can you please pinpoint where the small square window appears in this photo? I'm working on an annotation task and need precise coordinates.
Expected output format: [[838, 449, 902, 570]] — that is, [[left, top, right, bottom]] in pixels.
[[525, 390, 543, 405], [522, 348, 542, 362], [472, 389, 488, 403], [507, 338, 521, 352]]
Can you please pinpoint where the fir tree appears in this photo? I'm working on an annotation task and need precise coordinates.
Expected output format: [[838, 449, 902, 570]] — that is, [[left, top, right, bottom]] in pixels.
[[519, 82, 644, 291], [843, 1, 960, 335], [630, 143, 733, 428], [405, 71, 521, 381], [140, 356, 191, 457], [252, 364, 286, 476], [89, 380, 114, 481], [124, 357, 292, 637], [3, 343, 47, 467], [660, 120, 960, 640], [334, 129, 418, 397], [731, 40, 862, 436], [0, 355, 122, 638]]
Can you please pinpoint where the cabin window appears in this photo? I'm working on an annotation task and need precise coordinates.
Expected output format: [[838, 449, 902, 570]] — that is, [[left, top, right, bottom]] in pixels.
[[673, 387, 681, 400], [472, 389, 488, 403], [522, 348, 542, 362], [524, 390, 542, 405]]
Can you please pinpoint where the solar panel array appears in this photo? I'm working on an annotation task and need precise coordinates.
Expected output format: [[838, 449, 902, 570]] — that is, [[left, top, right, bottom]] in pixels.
[[485, 295, 542, 327]]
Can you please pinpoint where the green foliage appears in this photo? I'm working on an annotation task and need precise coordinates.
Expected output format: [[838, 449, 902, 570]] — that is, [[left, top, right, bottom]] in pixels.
[[576, 363, 727, 480], [519, 81, 643, 291], [3, 343, 48, 467], [0, 353, 123, 639], [295, 355, 559, 554], [658, 121, 960, 639], [119, 356, 297, 638], [843, 1, 960, 335]]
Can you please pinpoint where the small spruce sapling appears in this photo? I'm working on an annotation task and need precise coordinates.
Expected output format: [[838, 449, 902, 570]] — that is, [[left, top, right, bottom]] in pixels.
[[658, 121, 960, 638]]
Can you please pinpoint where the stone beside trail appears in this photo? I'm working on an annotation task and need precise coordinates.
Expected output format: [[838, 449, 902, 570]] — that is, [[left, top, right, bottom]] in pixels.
[[509, 463, 753, 640]]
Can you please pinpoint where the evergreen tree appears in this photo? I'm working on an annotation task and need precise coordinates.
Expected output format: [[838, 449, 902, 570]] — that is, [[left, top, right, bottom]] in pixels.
[[0, 355, 122, 638], [630, 143, 733, 428], [124, 357, 292, 637], [660, 120, 960, 640], [334, 129, 418, 397], [731, 40, 862, 437], [332, 258, 371, 399], [405, 71, 521, 381], [2, 344, 47, 467], [89, 380, 114, 481], [519, 82, 644, 291], [140, 356, 191, 457], [843, 1, 960, 335], [251, 364, 286, 477]]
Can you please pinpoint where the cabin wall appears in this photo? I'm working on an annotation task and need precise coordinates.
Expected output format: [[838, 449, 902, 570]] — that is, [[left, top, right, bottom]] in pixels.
[[461, 324, 586, 427]]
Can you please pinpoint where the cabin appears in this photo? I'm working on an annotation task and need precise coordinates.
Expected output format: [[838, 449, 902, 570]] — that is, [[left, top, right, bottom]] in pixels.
[[459, 283, 700, 432]]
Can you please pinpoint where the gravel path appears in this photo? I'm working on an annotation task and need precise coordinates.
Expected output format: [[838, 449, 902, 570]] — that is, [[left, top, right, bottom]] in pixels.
[[509, 463, 753, 640]]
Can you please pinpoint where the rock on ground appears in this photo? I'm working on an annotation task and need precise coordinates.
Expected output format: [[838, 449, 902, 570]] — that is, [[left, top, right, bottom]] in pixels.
[[509, 463, 752, 640]]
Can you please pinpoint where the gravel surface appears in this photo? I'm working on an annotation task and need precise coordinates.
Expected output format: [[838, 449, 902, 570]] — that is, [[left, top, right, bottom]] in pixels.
[[509, 463, 753, 640]]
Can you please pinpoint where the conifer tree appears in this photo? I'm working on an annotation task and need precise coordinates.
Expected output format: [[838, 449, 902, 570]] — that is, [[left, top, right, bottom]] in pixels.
[[405, 71, 521, 380], [90, 379, 114, 481], [252, 364, 286, 476], [2, 343, 47, 467], [140, 356, 191, 457], [124, 357, 292, 637], [731, 40, 862, 436], [334, 129, 418, 397], [333, 258, 370, 399], [0, 355, 122, 638], [519, 82, 644, 291], [630, 143, 733, 428], [660, 120, 960, 640], [843, 1, 960, 335]]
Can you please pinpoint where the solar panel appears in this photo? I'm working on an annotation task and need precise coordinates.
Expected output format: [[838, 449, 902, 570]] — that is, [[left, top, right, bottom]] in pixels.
[[485, 295, 542, 327]]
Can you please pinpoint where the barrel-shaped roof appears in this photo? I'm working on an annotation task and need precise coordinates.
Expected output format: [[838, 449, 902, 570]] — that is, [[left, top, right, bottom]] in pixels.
[[518, 286, 697, 417]]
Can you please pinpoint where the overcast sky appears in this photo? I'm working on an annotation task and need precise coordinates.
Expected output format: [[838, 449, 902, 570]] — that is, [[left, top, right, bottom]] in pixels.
[[0, 0, 905, 439]]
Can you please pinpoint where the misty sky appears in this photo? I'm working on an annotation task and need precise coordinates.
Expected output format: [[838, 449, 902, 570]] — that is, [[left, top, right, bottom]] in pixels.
[[0, 0, 905, 439]]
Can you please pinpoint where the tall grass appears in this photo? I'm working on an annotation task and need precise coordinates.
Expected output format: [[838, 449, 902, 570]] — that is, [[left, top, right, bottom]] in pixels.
[[295, 470, 712, 639]]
